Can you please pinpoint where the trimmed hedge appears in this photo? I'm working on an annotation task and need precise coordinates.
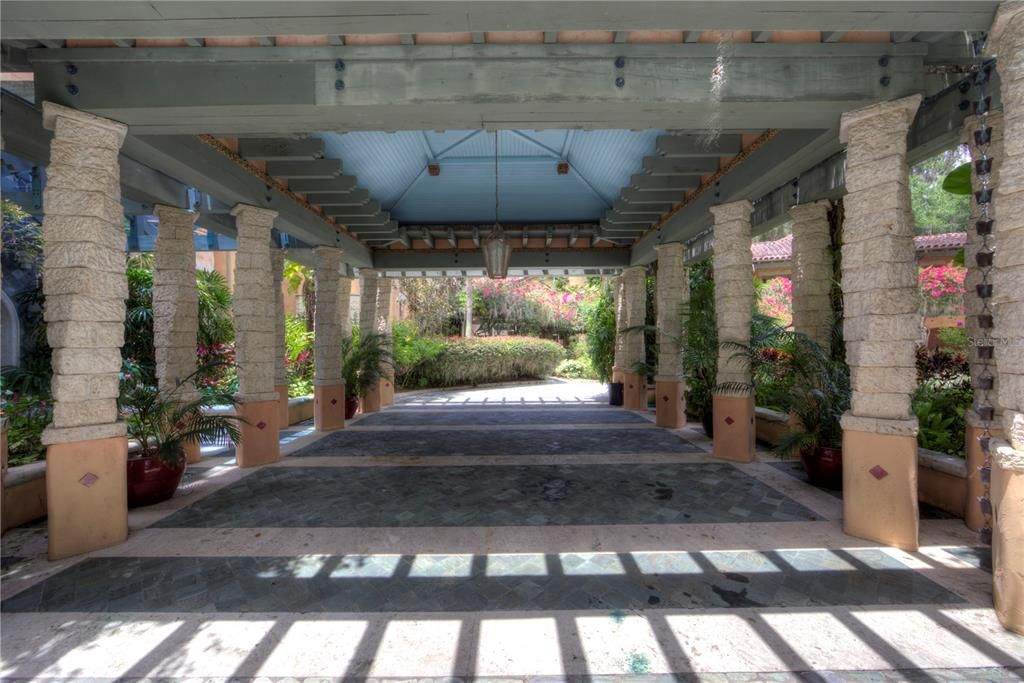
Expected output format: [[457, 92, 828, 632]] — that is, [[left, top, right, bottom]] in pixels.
[[407, 336, 564, 388]]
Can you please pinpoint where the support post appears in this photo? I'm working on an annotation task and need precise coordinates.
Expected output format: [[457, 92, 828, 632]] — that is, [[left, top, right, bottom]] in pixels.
[[654, 243, 688, 427], [789, 199, 833, 351], [359, 268, 382, 413], [710, 200, 756, 462], [376, 276, 395, 407], [611, 274, 626, 385], [990, 3, 1024, 636], [838, 94, 922, 551], [620, 266, 647, 411], [231, 204, 281, 466], [39, 102, 129, 560], [153, 205, 201, 464], [313, 247, 346, 431], [272, 247, 290, 428], [464, 276, 474, 338]]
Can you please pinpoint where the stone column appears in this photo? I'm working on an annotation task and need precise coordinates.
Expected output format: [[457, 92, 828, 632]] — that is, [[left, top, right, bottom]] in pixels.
[[152, 205, 200, 464], [611, 274, 627, 386], [990, 2, 1024, 636], [230, 204, 281, 466], [654, 242, 688, 427], [39, 102, 129, 560], [313, 247, 346, 431], [838, 94, 922, 551], [620, 265, 647, 411], [963, 113, 1005, 531], [710, 200, 756, 462], [789, 200, 833, 350], [375, 276, 395, 407], [359, 268, 382, 413], [271, 247, 290, 428]]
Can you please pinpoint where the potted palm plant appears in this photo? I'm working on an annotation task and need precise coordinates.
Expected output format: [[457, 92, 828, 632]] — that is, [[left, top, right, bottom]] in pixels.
[[341, 329, 394, 418], [119, 368, 242, 507]]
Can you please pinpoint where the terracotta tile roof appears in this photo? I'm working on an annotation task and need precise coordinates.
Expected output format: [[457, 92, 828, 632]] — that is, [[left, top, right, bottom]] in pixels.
[[751, 232, 966, 263]]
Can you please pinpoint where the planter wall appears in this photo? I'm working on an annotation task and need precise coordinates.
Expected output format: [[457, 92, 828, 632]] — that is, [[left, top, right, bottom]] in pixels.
[[2, 461, 47, 533], [755, 407, 797, 446], [287, 396, 314, 425], [917, 447, 967, 519]]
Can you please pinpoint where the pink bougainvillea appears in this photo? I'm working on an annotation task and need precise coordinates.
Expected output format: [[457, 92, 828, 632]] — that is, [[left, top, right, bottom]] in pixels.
[[757, 276, 793, 327], [918, 264, 966, 316]]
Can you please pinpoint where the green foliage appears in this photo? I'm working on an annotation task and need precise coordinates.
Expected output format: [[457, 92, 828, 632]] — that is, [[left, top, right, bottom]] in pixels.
[[284, 314, 315, 397], [942, 162, 972, 195], [392, 320, 447, 388], [408, 336, 564, 388], [196, 269, 234, 346], [1, 199, 42, 265], [119, 367, 242, 465], [124, 255, 156, 381], [580, 279, 617, 383], [398, 278, 464, 336], [1, 353, 52, 397], [910, 149, 971, 234], [554, 357, 596, 379], [683, 259, 717, 419], [342, 328, 394, 399], [936, 326, 968, 353], [0, 391, 51, 466], [913, 375, 972, 458]]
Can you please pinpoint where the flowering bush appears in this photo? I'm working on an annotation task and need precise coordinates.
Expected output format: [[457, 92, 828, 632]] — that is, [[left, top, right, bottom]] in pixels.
[[405, 336, 565, 388], [756, 276, 793, 327], [919, 264, 966, 316], [476, 278, 593, 339]]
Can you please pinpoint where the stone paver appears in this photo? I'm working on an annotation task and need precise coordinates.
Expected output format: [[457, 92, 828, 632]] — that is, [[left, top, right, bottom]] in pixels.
[[2, 548, 964, 613], [152, 462, 818, 528], [357, 407, 651, 426], [291, 426, 698, 457]]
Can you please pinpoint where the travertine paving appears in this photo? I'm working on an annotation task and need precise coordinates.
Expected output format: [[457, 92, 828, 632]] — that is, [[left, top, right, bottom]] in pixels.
[[1, 381, 1021, 680]]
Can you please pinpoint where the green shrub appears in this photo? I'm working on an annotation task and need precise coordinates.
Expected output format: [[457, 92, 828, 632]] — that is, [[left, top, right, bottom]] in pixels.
[[1, 391, 51, 466], [554, 357, 596, 379], [392, 320, 448, 388], [913, 374, 973, 457], [413, 336, 563, 387], [580, 281, 616, 382], [936, 326, 967, 352]]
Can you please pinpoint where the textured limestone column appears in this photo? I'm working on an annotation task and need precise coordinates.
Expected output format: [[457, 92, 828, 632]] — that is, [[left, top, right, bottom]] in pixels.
[[990, 3, 1024, 635], [313, 247, 346, 431], [620, 266, 648, 411], [39, 102, 129, 560], [375, 276, 395, 407], [359, 269, 382, 413], [271, 247, 290, 429], [152, 205, 200, 464], [789, 200, 833, 350], [655, 242, 688, 427], [963, 113, 1005, 531], [710, 200, 756, 463], [838, 95, 923, 551], [230, 204, 281, 466], [611, 275, 627, 385]]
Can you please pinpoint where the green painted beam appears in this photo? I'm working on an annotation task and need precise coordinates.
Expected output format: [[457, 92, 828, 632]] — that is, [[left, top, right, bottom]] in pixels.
[[238, 137, 324, 160], [372, 247, 631, 272], [656, 134, 743, 157]]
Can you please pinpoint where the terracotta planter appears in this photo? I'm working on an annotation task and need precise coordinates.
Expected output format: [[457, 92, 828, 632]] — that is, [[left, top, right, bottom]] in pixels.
[[801, 446, 843, 490], [345, 396, 360, 419], [126, 451, 186, 508]]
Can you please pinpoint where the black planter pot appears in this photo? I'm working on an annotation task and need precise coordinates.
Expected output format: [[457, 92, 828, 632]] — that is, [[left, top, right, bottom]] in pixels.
[[701, 409, 714, 438], [608, 382, 624, 406]]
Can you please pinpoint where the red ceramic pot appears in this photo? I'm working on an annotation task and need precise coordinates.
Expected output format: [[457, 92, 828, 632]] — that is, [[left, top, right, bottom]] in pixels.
[[801, 446, 843, 490], [127, 451, 186, 508], [345, 396, 360, 419]]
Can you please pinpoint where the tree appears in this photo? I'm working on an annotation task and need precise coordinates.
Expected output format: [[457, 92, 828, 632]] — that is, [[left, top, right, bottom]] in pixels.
[[910, 147, 970, 235]]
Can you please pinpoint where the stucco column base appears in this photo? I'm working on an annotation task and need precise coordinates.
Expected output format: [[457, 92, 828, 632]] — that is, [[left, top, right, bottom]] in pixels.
[[362, 383, 382, 414], [380, 376, 395, 407], [275, 384, 290, 428], [992, 442, 1024, 635], [842, 428, 919, 551], [314, 383, 346, 432], [622, 372, 645, 411], [183, 441, 201, 465], [45, 436, 128, 560], [611, 367, 624, 385], [965, 414, 1004, 531], [235, 400, 280, 467], [712, 394, 755, 462], [655, 379, 686, 428]]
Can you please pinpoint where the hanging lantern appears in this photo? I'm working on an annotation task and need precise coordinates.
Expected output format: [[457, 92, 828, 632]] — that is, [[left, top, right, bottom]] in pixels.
[[483, 222, 512, 279]]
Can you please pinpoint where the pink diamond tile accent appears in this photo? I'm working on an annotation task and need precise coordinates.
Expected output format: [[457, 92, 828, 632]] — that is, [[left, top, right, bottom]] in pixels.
[[331, 398, 338, 405], [724, 416, 735, 425], [257, 421, 267, 430], [79, 472, 99, 487], [869, 465, 888, 480]]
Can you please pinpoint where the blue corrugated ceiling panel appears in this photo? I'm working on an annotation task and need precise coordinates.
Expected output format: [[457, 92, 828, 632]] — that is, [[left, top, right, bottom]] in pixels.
[[315, 128, 663, 225]]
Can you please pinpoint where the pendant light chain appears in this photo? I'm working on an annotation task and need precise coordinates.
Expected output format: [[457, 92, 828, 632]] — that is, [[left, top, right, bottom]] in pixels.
[[495, 130, 500, 227], [970, 31, 997, 546]]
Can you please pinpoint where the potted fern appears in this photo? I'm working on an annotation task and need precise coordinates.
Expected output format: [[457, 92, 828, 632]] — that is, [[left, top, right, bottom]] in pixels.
[[119, 368, 242, 507], [341, 329, 393, 418]]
